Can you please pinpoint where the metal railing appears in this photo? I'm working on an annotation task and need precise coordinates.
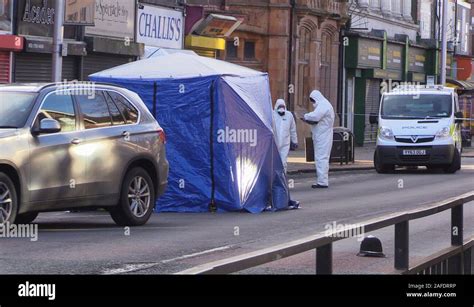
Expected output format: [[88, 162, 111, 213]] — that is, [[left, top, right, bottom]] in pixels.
[[178, 191, 474, 275]]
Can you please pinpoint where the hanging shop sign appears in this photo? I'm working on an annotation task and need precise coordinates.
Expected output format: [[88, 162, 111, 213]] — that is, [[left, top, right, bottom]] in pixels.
[[136, 4, 184, 49]]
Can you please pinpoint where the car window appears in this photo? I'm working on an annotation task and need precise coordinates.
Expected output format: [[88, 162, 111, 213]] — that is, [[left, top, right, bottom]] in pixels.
[[39, 92, 76, 132], [107, 92, 139, 124], [77, 92, 113, 130], [0, 92, 36, 128], [103, 92, 126, 125]]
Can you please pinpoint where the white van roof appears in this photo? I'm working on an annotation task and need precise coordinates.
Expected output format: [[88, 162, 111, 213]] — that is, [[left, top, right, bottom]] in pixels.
[[385, 85, 454, 96]]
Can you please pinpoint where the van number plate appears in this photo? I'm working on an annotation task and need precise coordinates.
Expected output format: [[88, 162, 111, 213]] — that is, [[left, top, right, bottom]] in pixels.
[[402, 150, 426, 156]]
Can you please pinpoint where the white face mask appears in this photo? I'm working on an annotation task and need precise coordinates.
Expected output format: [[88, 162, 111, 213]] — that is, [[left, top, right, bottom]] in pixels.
[[278, 107, 285, 114]]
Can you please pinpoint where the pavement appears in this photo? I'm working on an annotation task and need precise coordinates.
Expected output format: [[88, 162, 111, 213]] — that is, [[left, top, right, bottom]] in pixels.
[[288, 144, 474, 174], [1, 158, 473, 275]]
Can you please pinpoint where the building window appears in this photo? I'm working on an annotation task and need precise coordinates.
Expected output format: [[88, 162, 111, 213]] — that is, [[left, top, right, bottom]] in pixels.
[[297, 27, 311, 108], [320, 33, 333, 100], [244, 41, 256, 60], [226, 40, 238, 59]]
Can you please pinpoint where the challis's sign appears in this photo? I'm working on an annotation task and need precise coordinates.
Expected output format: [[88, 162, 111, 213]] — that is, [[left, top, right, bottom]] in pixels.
[[137, 4, 183, 49]]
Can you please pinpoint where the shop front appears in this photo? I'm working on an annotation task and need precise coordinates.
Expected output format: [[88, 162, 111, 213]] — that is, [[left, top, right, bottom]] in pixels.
[[344, 32, 437, 146], [83, 0, 143, 80], [345, 34, 404, 145], [14, 0, 86, 82], [0, 35, 23, 84]]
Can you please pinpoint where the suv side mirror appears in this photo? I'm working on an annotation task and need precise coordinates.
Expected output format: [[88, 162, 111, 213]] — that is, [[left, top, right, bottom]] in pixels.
[[369, 113, 379, 125], [455, 111, 464, 124], [34, 118, 62, 135]]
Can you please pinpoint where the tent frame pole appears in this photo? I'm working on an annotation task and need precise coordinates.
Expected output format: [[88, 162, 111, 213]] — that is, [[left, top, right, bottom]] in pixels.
[[209, 81, 217, 212]]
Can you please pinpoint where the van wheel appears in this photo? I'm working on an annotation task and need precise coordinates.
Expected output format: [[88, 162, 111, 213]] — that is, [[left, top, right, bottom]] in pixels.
[[0, 172, 18, 224], [374, 152, 394, 174], [15, 212, 38, 224], [443, 150, 461, 174], [110, 167, 155, 226]]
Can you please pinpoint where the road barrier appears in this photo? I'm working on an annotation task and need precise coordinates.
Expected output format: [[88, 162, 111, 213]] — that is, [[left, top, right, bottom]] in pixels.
[[178, 191, 474, 275]]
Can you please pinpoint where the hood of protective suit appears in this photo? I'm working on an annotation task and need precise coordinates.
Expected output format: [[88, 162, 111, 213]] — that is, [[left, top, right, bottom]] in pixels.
[[310, 90, 330, 107], [274, 99, 287, 111]]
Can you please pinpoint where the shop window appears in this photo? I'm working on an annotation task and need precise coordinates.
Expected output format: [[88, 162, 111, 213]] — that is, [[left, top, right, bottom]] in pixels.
[[226, 40, 238, 59], [244, 41, 256, 60]]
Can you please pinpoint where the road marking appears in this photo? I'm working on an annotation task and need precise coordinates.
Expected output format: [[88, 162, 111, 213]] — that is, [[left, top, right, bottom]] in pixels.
[[101, 245, 233, 275]]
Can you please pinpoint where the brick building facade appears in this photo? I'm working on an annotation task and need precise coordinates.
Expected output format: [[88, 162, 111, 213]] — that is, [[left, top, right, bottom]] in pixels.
[[184, 0, 349, 144]]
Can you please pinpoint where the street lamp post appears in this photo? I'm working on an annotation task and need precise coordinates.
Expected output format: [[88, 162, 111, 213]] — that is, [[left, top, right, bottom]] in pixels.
[[440, 0, 448, 85], [52, 0, 65, 83]]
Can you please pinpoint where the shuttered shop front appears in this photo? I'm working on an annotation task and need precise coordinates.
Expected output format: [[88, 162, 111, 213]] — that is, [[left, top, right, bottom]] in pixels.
[[364, 79, 381, 144], [83, 54, 133, 80], [14, 53, 78, 83], [0, 51, 10, 84]]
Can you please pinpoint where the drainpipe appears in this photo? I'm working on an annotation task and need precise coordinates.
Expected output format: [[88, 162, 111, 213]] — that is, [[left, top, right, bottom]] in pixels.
[[338, 26, 346, 127], [288, 0, 296, 111]]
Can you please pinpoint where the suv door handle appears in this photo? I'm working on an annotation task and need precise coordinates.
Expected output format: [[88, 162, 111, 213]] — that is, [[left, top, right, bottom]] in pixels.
[[71, 138, 82, 145]]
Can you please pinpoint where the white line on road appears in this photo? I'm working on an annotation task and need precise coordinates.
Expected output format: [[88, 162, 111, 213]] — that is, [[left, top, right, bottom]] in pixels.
[[101, 245, 233, 275]]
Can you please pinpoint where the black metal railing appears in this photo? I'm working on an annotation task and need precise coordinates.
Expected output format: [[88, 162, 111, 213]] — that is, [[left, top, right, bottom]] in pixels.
[[178, 191, 474, 275]]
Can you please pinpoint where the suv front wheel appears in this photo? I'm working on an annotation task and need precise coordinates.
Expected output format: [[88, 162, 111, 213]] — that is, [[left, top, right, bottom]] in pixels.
[[110, 167, 156, 226], [0, 172, 18, 224]]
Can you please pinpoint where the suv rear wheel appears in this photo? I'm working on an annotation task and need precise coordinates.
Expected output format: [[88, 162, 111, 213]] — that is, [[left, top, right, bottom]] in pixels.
[[110, 167, 155, 226], [0, 172, 18, 224]]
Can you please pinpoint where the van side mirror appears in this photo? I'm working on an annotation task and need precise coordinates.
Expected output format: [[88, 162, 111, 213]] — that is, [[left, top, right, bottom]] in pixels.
[[369, 113, 379, 125], [33, 118, 62, 135], [455, 111, 464, 124]]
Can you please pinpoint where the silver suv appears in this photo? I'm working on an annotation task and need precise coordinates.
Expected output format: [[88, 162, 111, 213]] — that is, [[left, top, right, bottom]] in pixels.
[[0, 83, 168, 226]]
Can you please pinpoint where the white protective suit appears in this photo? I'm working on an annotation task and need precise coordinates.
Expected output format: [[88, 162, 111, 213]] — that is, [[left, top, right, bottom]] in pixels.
[[273, 99, 298, 173], [304, 90, 335, 187]]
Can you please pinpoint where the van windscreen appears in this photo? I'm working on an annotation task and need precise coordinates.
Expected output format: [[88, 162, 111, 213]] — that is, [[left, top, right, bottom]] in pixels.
[[381, 94, 452, 120]]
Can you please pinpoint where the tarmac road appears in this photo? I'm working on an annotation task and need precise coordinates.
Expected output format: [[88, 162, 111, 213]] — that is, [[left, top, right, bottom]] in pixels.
[[0, 160, 473, 275]]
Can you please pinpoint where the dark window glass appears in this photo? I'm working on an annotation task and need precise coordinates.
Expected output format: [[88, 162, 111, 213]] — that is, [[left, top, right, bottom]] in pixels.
[[104, 92, 126, 125], [108, 92, 139, 124], [244, 41, 256, 60], [382, 94, 452, 119], [77, 92, 112, 129], [226, 40, 238, 59], [39, 92, 76, 132], [0, 92, 36, 128]]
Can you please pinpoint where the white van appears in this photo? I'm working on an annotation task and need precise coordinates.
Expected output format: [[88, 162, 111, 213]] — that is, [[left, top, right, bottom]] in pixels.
[[372, 85, 463, 174]]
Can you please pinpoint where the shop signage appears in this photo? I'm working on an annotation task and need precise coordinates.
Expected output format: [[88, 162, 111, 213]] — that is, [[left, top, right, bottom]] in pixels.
[[408, 47, 427, 73], [357, 39, 382, 68], [64, 0, 95, 26], [193, 14, 242, 38], [0, 35, 24, 51], [86, 0, 135, 39], [386, 44, 403, 71], [136, 4, 183, 49]]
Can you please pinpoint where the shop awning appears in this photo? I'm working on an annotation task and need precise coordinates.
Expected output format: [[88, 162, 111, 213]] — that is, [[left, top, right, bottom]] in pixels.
[[447, 79, 474, 93]]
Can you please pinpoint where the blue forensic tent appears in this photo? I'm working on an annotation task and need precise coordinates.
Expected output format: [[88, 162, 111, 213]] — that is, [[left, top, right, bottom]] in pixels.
[[90, 53, 290, 213]]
